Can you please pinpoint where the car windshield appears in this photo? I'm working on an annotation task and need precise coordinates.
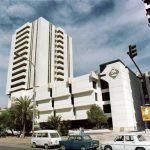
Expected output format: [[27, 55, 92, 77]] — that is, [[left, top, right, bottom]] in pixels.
[[137, 135, 146, 141], [50, 133, 59, 138], [83, 135, 92, 140]]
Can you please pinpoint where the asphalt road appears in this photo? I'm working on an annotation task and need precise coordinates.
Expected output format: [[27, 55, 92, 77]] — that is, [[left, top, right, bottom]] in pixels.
[[0, 146, 101, 150], [0, 146, 58, 150]]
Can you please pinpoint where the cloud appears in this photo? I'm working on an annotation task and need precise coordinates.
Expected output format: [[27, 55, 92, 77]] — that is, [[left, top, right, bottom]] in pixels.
[[7, 3, 35, 19], [0, 0, 150, 107]]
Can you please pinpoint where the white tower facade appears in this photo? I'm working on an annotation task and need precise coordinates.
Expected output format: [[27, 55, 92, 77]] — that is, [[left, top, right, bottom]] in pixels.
[[6, 17, 73, 95]]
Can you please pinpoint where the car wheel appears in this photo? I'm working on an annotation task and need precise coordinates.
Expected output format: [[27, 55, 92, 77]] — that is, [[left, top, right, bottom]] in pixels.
[[60, 145, 66, 150], [104, 145, 112, 150], [32, 142, 36, 148], [81, 146, 86, 150], [136, 148, 145, 150], [44, 144, 49, 149]]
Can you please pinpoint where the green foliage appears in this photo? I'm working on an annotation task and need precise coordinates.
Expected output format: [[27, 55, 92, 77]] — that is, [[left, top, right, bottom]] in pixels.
[[58, 121, 70, 136], [0, 111, 10, 130], [47, 116, 61, 130], [0, 96, 33, 137], [87, 104, 108, 129], [13, 96, 33, 137]]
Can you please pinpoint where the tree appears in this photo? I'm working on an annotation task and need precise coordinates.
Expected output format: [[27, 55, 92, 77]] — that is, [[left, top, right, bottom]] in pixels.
[[87, 105, 108, 129], [47, 116, 61, 130], [13, 96, 33, 137], [58, 120, 70, 136]]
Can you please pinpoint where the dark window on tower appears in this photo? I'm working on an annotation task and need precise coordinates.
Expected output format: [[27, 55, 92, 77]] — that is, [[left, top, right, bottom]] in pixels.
[[71, 96, 74, 105], [101, 80, 109, 89], [54, 110, 56, 117], [69, 84, 72, 93], [102, 92, 110, 101], [52, 99, 54, 108], [50, 88, 52, 97], [103, 104, 111, 113], [95, 93, 98, 101], [92, 81, 97, 89], [73, 107, 76, 116]]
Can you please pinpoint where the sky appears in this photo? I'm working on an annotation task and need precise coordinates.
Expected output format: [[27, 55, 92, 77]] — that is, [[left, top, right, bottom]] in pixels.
[[0, 0, 150, 108]]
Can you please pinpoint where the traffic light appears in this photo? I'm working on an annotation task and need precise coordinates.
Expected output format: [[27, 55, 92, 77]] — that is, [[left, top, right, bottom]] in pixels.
[[127, 45, 137, 58]]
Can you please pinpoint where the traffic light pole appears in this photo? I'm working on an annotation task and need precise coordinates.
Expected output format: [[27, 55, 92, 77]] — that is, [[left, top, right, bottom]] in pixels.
[[129, 57, 143, 78], [127, 46, 149, 131]]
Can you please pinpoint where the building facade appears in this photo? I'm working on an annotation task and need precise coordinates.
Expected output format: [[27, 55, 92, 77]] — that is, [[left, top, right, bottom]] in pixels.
[[143, 0, 150, 25], [6, 17, 73, 96], [6, 18, 145, 131], [99, 60, 144, 131]]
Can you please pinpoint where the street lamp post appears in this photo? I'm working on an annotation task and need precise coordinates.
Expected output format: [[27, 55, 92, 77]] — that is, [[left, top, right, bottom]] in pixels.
[[14, 52, 36, 134]]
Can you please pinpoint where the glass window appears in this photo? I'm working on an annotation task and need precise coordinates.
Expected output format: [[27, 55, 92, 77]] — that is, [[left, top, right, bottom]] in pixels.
[[125, 135, 134, 141], [50, 133, 59, 138], [103, 104, 111, 113], [102, 92, 110, 101], [68, 136, 75, 140], [115, 136, 124, 141], [76, 136, 82, 141], [137, 135, 145, 141], [37, 133, 42, 137], [42, 133, 48, 138], [83, 135, 92, 140], [32, 133, 36, 137], [101, 80, 109, 89], [92, 81, 97, 89], [95, 93, 98, 101]]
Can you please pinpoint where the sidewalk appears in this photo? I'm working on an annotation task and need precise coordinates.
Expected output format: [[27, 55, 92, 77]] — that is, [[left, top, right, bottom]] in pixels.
[[0, 136, 31, 146]]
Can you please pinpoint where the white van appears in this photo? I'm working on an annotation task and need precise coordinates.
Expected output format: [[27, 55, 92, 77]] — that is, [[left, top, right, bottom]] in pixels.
[[31, 130, 61, 149]]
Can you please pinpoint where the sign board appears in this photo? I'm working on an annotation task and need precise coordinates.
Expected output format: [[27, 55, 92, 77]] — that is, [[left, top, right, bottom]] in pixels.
[[141, 106, 150, 121], [109, 68, 119, 79]]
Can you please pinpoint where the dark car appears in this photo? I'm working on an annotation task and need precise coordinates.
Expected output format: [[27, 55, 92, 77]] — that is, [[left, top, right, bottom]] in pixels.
[[59, 134, 99, 150]]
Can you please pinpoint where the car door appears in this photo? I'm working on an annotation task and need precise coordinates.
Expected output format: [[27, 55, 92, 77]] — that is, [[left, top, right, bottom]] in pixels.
[[40, 132, 49, 146], [66, 136, 76, 149], [73, 136, 83, 149], [36, 133, 42, 146], [124, 135, 135, 150], [113, 135, 125, 150]]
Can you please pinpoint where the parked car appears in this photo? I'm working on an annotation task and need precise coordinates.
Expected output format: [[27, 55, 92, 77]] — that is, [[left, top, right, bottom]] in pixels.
[[31, 130, 61, 149], [59, 134, 99, 150], [101, 133, 150, 150]]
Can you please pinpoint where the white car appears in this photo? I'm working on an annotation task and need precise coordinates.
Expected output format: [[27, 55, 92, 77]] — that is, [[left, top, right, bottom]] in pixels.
[[101, 133, 150, 150], [31, 130, 61, 149]]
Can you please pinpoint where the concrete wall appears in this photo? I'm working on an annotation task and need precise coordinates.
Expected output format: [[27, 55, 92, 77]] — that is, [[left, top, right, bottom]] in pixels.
[[100, 61, 143, 131]]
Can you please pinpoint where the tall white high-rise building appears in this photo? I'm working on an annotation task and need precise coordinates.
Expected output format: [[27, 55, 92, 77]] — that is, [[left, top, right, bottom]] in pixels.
[[6, 17, 146, 131], [6, 17, 73, 95]]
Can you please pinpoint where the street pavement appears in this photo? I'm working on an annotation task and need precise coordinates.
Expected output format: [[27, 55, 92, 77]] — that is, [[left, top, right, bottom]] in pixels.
[[0, 145, 102, 150], [0, 145, 58, 150]]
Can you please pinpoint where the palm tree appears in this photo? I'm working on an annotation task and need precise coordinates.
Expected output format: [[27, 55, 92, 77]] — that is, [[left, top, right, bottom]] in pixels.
[[14, 96, 33, 137]]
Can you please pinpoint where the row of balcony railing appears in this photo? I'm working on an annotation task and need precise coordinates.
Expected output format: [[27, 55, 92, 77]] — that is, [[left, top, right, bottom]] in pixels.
[[10, 25, 31, 93]]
